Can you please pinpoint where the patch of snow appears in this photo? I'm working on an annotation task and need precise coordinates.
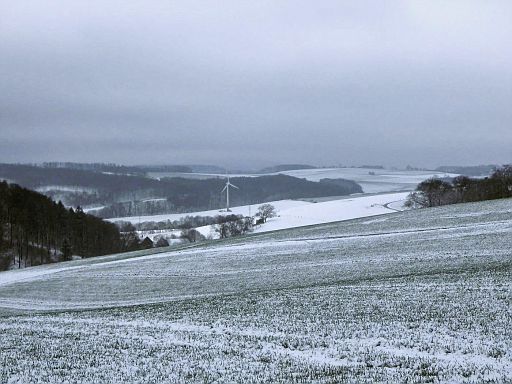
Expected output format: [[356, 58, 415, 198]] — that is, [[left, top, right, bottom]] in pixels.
[[253, 192, 409, 233], [108, 199, 310, 224], [83, 205, 105, 213], [111, 193, 410, 238], [280, 168, 458, 194], [35, 185, 97, 193]]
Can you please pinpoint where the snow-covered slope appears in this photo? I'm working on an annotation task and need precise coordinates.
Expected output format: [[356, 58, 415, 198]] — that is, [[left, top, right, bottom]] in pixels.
[[0, 198, 511, 382], [253, 192, 409, 233], [109, 199, 310, 224], [111, 192, 410, 238], [280, 167, 457, 193], [3, 198, 510, 312]]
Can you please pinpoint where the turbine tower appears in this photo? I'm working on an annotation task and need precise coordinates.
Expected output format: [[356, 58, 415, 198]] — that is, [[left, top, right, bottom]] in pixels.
[[221, 176, 239, 212]]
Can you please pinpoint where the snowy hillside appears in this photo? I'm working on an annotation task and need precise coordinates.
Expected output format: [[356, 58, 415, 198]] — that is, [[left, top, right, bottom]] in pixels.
[[110, 192, 410, 239], [279, 167, 457, 193], [252, 192, 409, 233], [1, 198, 511, 382]]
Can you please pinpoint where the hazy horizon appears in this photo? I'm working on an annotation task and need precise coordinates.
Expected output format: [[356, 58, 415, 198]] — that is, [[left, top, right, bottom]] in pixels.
[[1, 1, 511, 168], [1, 161, 507, 174]]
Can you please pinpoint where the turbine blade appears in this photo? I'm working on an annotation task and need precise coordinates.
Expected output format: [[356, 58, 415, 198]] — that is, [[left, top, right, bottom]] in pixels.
[[230, 183, 239, 189], [221, 185, 227, 192]]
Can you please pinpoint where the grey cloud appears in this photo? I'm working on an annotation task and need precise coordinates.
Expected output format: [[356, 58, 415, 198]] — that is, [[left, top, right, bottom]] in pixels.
[[1, 1, 511, 168]]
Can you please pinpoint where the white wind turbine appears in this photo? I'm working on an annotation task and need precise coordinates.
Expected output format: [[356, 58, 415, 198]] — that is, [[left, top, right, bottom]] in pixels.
[[221, 175, 239, 212]]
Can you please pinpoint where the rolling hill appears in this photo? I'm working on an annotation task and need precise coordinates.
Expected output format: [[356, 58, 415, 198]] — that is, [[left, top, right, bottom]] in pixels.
[[0, 198, 511, 382]]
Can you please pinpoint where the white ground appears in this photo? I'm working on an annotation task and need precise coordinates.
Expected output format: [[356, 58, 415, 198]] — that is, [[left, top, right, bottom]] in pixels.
[[252, 192, 409, 233], [279, 167, 457, 193], [110, 199, 310, 224], [0, 198, 511, 383], [111, 192, 410, 240], [35, 185, 97, 193]]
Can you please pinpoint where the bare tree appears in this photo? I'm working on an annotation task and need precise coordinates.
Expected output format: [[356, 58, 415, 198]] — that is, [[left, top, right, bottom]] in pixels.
[[213, 222, 229, 239], [180, 228, 202, 243], [212, 217, 254, 239], [256, 204, 277, 223]]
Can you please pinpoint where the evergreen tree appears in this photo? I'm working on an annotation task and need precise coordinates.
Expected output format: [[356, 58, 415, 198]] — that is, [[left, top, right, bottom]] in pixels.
[[61, 239, 72, 261]]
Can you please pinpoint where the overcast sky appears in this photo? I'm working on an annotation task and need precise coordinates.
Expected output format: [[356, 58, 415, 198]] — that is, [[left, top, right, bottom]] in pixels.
[[1, 1, 511, 169]]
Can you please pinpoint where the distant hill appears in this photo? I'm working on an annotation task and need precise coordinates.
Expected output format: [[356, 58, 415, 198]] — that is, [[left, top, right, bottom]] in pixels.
[[259, 164, 317, 173], [137, 165, 194, 173], [319, 178, 363, 193], [0, 163, 156, 192], [188, 165, 227, 173], [358, 165, 384, 169], [41, 162, 146, 176], [435, 165, 497, 177], [140, 164, 227, 174]]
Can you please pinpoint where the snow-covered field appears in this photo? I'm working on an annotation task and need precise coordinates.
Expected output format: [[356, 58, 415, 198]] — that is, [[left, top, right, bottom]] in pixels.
[[82, 205, 105, 213], [252, 192, 409, 233], [35, 185, 97, 193], [109, 199, 310, 224], [280, 167, 457, 193], [110, 192, 410, 239], [0, 198, 511, 383]]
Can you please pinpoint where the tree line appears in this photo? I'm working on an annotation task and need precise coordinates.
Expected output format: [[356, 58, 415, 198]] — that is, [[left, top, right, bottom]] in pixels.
[[405, 165, 512, 208], [0, 181, 123, 270], [118, 213, 254, 232], [41, 162, 146, 176], [122, 204, 278, 249]]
